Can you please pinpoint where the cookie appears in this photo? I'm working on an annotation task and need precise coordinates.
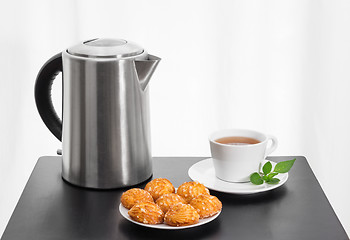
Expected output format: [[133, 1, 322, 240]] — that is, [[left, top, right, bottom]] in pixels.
[[164, 203, 200, 226], [144, 178, 175, 200], [156, 193, 186, 213], [121, 188, 154, 209], [177, 181, 210, 203], [128, 202, 164, 224], [190, 194, 222, 218]]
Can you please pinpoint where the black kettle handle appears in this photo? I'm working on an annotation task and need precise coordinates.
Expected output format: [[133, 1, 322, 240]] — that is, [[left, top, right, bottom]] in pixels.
[[34, 53, 63, 141]]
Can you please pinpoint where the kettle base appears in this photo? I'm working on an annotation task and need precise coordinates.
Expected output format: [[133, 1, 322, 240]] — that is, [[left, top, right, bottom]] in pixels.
[[61, 174, 153, 190]]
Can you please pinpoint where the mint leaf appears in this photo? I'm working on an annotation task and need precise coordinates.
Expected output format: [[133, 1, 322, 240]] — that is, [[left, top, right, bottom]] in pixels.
[[274, 159, 296, 173], [267, 172, 278, 180], [250, 172, 263, 185], [262, 161, 272, 175], [266, 178, 280, 184]]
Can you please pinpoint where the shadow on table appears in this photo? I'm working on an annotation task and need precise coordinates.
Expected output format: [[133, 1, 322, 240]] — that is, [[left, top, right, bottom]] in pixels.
[[118, 216, 222, 239], [212, 185, 288, 206]]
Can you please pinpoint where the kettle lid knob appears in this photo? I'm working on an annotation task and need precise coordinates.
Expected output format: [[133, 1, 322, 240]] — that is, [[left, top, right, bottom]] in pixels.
[[67, 38, 144, 59]]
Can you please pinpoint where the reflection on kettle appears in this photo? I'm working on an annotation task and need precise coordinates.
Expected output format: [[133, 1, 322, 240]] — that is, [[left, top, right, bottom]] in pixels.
[[35, 38, 160, 189]]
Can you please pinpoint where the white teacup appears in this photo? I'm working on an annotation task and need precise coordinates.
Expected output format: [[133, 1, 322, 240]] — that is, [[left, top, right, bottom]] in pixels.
[[209, 129, 278, 183]]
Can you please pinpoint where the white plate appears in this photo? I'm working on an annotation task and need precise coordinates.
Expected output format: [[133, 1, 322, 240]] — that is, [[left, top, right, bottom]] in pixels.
[[188, 158, 288, 195], [119, 203, 221, 230]]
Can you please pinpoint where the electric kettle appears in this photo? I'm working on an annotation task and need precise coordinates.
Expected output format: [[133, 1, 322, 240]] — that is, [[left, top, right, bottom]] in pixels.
[[35, 38, 160, 189]]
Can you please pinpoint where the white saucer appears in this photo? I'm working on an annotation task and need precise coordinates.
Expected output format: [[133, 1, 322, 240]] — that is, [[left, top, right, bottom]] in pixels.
[[188, 158, 288, 195], [119, 204, 221, 230]]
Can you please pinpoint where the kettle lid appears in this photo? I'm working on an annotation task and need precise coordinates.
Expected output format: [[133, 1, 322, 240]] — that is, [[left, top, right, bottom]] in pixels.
[[67, 38, 144, 58]]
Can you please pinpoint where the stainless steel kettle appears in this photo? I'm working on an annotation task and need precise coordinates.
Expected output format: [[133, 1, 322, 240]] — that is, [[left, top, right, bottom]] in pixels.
[[35, 38, 160, 189]]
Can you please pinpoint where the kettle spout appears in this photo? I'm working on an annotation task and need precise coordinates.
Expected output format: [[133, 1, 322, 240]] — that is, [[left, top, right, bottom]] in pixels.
[[135, 55, 161, 91]]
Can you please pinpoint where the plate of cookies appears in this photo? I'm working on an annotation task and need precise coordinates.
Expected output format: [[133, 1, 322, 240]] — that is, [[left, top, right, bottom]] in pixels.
[[119, 178, 222, 229]]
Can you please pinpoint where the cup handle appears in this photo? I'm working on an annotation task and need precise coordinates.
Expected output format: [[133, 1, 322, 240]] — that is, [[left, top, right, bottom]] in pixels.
[[265, 134, 278, 157]]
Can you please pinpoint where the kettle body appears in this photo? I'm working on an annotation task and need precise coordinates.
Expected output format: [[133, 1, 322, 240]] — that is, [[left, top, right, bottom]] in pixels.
[[35, 38, 160, 189]]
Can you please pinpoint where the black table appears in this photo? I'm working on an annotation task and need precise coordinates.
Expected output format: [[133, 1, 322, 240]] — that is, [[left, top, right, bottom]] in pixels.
[[2, 156, 348, 240]]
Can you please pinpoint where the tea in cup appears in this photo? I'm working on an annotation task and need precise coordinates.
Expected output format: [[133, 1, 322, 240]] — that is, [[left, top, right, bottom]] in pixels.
[[209, 129, 278, 182]]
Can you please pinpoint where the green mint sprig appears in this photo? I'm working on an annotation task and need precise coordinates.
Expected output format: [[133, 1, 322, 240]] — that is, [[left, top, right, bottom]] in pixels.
[[250, 159, 296, 185]]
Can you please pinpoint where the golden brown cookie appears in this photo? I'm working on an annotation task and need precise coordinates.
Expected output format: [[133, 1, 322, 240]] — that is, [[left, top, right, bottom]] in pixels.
[[190, 194, 222, 219], [156, 193, 186, 213], [128, 202, 164, 224], [144, 178, 175, 200], [164, 203, 200, 226], [120, 188, 154, 209], [177, 181, 210, 203]]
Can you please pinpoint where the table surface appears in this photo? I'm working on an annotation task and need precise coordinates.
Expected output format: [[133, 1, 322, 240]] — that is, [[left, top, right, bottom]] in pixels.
[[2, 156, 348, 240]]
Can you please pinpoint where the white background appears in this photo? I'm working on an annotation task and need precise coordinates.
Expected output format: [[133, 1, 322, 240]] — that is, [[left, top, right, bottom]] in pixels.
[[1, 0, 350, 237]]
